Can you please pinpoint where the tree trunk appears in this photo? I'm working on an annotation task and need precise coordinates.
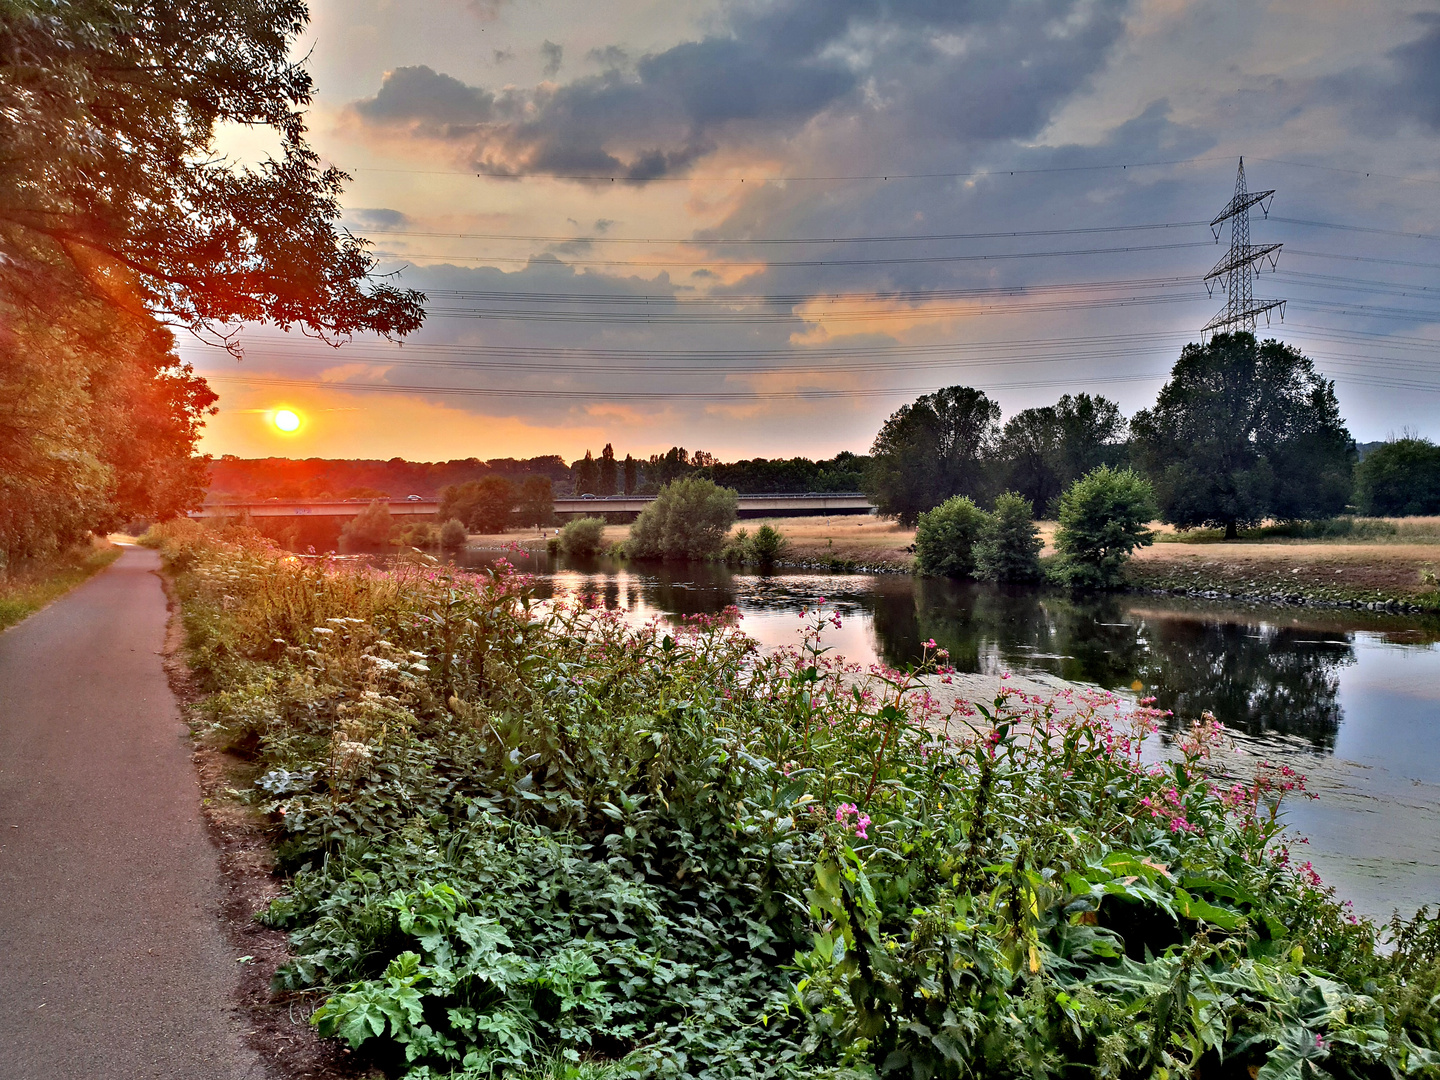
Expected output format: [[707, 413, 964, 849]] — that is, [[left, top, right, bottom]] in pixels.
[[1224, 520, 1238, 540]]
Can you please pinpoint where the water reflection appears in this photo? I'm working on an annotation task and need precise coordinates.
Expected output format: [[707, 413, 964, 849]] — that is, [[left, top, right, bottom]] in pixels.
[[448, 546, 1438, 754]]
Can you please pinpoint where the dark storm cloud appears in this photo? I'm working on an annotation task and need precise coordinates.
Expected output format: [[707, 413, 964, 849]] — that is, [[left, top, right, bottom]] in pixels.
[[540, 40, 564, 77], [347, 0, 1129, 182]]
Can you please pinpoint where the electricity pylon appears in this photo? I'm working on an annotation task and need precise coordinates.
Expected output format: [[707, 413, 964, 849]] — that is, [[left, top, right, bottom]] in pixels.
[[1203, 158, 1285, 337]]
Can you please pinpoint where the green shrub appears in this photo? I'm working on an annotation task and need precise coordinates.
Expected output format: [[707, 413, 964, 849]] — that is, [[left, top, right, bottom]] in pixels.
[[1052, 465, 1156, 589], [339, 499, 395, 547], [749, 524, 789, 565], [975, 491, 1043, 582], [629, 477, 737, 560], [438, 518, 467, 549], [397, 522, 439, 548], [558, 516, 606, 558], [914, 494, 990, 577], [159, 534, 1440, 1079], [1356, 438, 1440, 517]]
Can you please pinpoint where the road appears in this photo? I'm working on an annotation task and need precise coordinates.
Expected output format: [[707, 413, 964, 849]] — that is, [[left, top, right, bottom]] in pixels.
[[0, 547, 265, 1080]]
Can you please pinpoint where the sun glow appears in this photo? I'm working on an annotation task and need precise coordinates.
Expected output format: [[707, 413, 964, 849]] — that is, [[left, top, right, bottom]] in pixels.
[[272, 408, 301, 433]]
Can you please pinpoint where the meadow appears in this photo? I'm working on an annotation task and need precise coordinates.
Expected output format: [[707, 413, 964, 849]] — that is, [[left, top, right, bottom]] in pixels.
[[149, 520, 1440, 1079]]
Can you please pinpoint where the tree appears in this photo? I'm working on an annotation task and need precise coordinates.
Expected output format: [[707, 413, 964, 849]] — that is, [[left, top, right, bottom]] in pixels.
[[573, 451, 600, 495], [975, 493, 1044, 582], [340, 500, 395, 547], [439, 477, 516, 533], [623, 454, 638, 495], [1130, 334, 1354, 538], [598, 444, 618, 496], [1051, 467, 1156, 589], [0, 1, 424, 346], [0, 1, 424, 565], [994, 407, 1062, 514], [518, 477, 555, 528], [1053, 393, 1127, 485], [1355, 438, 1440, 516], [914, 496, 990, 578], [629, 478, 737, 560], [865, 386, 1000, 525]]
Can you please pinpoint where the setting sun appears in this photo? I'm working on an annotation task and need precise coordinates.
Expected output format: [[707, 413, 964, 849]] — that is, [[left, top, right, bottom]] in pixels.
[[272, 408, 301, 433]]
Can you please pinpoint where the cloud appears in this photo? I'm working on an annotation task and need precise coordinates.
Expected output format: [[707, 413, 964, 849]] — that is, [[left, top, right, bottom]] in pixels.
[[540, 40, 564, 77], [1387, 14, 1440, 129], [346, 0, 1129, 182], [492, 47, 515, 64], [347, 207, 410, 232], [586, 45, 629, 70], [352, 65, 500, 136]]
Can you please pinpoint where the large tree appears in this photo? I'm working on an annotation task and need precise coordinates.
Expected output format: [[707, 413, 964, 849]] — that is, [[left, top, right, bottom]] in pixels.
[[864, 386, 1000, 525], [993, 394, 1128, 518], [1130, 334, 1354, 538], [0, 1, 424, 565], [0, 1, 423, 344]]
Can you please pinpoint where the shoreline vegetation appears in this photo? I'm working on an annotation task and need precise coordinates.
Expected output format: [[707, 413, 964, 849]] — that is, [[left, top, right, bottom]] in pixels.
[[0, 537, 121, 632], [454, 513, 1440, 613], [146, 519, 1440, 1080]]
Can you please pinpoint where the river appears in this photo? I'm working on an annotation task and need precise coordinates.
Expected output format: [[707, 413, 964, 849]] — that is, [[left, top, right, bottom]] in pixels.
[[450, 548, 1440, 926]]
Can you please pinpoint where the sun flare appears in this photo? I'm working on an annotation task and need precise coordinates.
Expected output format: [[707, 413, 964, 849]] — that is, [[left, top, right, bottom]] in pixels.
[[272, 408, 301, 433]]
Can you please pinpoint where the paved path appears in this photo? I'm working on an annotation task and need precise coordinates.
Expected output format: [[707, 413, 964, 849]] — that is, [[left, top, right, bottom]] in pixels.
[[0, 547, 265, 1080]]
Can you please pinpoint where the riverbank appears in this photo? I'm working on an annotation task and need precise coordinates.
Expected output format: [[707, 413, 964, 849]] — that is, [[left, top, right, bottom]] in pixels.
[[145, 522, 1440, 1079], [1126, 539, 1440, 612], [0, 538, 121, 632]]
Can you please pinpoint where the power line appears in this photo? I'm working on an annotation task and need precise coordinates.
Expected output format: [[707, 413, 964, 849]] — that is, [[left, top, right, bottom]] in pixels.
[[372, 239, 1215, 269]]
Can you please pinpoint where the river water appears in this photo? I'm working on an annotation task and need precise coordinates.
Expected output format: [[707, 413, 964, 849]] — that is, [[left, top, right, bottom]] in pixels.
[[451, 548, 1440, 925]]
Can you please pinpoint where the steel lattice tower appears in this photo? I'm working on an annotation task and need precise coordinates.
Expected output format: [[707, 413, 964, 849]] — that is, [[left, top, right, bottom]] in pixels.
[[1203, 158, 1286, 337]]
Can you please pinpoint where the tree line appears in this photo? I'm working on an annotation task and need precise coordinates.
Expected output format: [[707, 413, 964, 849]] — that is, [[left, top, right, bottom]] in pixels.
[[865, 333, 1387, 543], [567, 444, 867, 497]]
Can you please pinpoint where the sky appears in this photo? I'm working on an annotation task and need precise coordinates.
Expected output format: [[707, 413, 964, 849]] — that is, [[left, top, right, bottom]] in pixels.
[[188, 0, 1440, 463]]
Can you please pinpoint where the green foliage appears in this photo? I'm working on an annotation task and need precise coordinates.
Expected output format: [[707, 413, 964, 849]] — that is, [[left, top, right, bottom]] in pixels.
[[439, 519, 468, 550], [1131, 334, 1355, 538], [397, 523, 440, 548], [976, 492, 1044, 582], [159, 531, 1440, 1080], [1052, 467, 1157, 589], [340, 500, 397, 547], [518, 477, 556, 528], [572, 452, 600, 496], [440, 478, 518, 533], [915, 495, 990, 578], [558, 517, 606, 559], [865, 387, 1000, 525], [629, 477, 738, 560], [723, 525, 791, 567], [0, 0, 424, 342], [1355, 438, 1440, 517]]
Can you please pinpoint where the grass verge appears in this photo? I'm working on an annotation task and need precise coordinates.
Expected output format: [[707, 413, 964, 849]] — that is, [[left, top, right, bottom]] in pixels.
[[152, 518, 1440, 1080], [0, 538, 121, 631]]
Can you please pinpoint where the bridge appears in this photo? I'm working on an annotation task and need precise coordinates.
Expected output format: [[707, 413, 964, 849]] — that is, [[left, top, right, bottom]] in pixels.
[[190, 492, 875, 521]]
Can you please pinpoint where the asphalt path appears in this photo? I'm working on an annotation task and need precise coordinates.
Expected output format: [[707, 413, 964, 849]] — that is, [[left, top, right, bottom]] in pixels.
[[0, 546, 265, 1080]]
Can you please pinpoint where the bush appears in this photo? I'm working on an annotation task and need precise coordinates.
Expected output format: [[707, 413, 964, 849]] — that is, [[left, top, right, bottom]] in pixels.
[[438, 518, 467, 549], [159, 534, 1440, 1079], [748, 523, 789, 565], [1355, 438, 1440, 517], [1052, 465, 1156, 589], [558, 516, 606, 558], [914, 495, 990, 577], [396, 522, 439, 548], [339, 499, 395, 547], [975, 491, 1043, 582], [629, 477, 737, 560]]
